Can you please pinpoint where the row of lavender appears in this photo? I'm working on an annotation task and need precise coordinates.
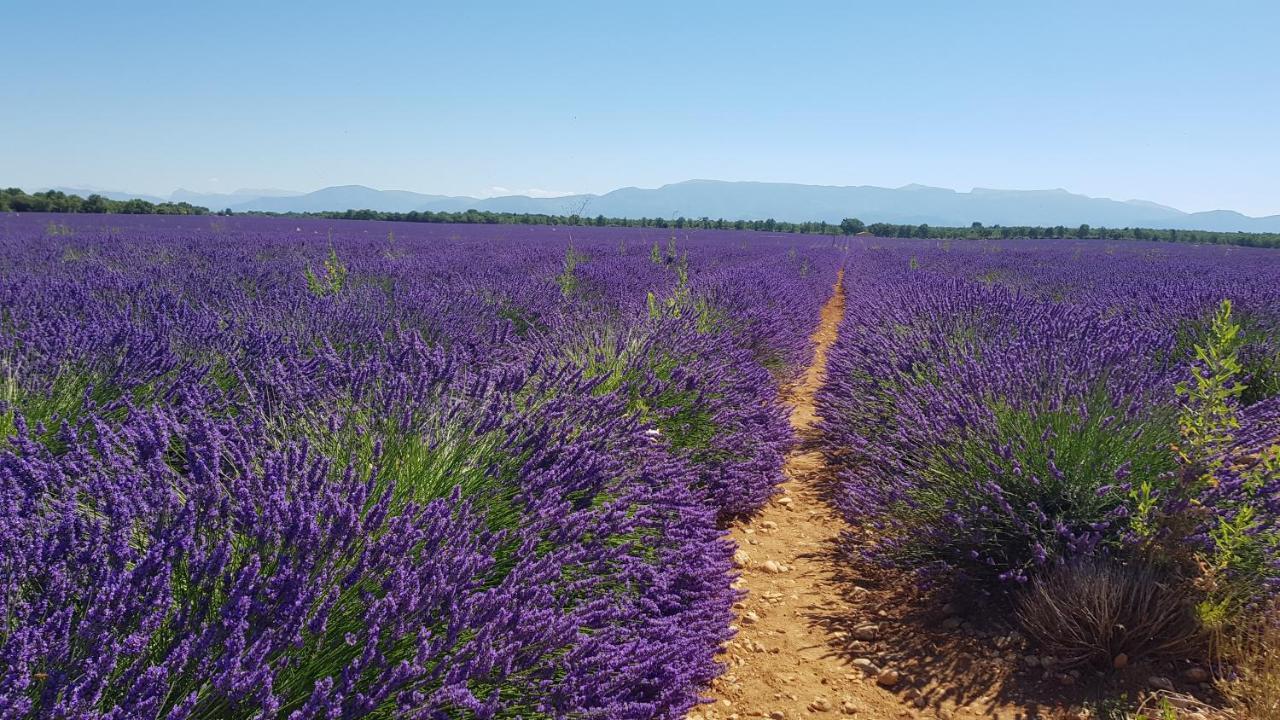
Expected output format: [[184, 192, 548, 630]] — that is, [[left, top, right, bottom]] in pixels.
[[0, 214, 843, 718], [817, 238, 1280, 660]]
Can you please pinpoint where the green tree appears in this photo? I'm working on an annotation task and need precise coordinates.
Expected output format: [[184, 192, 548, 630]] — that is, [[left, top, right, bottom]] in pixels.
[[82, 194, 109, 213], [840, 217, 866, 235]]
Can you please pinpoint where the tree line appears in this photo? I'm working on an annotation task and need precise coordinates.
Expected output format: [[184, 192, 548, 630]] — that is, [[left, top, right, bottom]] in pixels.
[[282, 209, 1280, 249], [4, 187, 1277, 248], [0, 188, 210, 215], [860, 221, 1280, 249]]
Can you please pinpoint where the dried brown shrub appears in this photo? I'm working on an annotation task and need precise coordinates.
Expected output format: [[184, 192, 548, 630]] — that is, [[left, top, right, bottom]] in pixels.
[[1218, 606, 1280, 720], [1015, 558, 1203, 668]]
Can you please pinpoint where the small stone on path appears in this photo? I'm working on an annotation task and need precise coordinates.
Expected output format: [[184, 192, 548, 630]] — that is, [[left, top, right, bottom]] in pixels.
[[852, 624, 879, 641], [808, 698, 831, 712], [876, 668, 901, 687]]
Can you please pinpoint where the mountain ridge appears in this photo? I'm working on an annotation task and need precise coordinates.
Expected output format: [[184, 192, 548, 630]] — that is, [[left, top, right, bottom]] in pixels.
[[33, 181, 1280, 233]]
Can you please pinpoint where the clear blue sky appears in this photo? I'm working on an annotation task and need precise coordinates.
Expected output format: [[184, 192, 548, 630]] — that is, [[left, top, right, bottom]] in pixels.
[[5, 1, 1278, 214]]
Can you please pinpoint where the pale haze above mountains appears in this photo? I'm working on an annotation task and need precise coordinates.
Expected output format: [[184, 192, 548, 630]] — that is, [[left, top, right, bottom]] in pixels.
[[43, 180, 1280, 233]]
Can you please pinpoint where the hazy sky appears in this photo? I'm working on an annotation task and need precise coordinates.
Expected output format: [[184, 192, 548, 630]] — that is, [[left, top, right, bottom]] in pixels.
[[5, 1, 1278, 214]]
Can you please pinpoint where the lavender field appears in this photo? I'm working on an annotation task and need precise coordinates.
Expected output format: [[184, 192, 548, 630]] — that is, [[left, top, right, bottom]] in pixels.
[[0, 214, 841, 718], [1, 214, 1278, 718]]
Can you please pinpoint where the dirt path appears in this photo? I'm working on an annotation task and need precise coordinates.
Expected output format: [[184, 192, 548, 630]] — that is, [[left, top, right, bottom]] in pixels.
[[696, 270, 920, 720]]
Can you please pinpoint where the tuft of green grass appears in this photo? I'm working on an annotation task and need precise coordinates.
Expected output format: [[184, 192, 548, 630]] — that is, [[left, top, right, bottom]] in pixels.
[[281, 402, 523, 528], [0, 365, 167, 452], [1173, 301, 1280, 407], [553, 326, 725, 456], [1173, 299, 1280, 623], [305, 247, 349, 297], [555, 244, 588, 297], [1175, 300, 1245, 484], [0, 361, 16, 443]]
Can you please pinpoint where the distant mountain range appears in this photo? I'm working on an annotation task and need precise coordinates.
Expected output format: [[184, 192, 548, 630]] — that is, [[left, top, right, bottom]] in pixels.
[[41, 181, 1280, 233]]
